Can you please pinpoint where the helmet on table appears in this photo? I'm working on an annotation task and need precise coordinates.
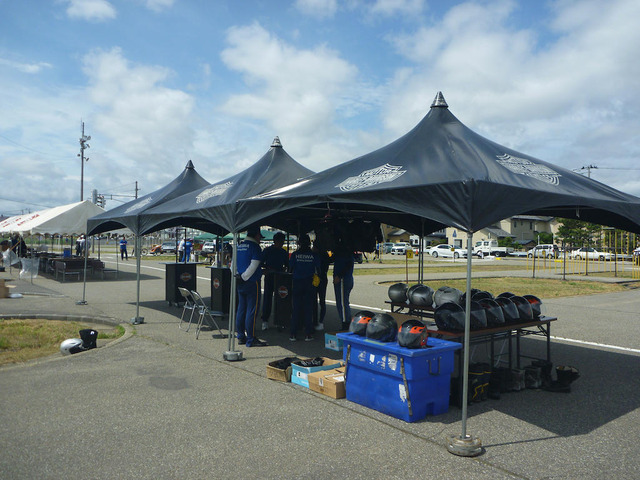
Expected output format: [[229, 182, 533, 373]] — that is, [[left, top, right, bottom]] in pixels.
[[397, 319, 429, 349], [365, 313, 398, 342], [349, 310, 375, 336]]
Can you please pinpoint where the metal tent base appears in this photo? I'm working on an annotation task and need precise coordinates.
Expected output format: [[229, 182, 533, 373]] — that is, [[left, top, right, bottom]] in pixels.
[[130, 317, 145, 325], [223, 350, 243, 361], [446, 434, 483, 457]]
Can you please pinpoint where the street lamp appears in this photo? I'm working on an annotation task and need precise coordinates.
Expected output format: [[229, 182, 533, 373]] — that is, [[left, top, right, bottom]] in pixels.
[[78, 122, 91, 201]]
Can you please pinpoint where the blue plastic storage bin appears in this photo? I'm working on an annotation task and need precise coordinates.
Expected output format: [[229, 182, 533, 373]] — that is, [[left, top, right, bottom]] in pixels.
[[337, 332, 462, 422]]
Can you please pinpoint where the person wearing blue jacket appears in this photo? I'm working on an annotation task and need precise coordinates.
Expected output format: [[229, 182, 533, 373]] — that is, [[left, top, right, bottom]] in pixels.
[[235, 228, 268, 347], [333, 243, 355, 330], [289, 234, 320, 342]]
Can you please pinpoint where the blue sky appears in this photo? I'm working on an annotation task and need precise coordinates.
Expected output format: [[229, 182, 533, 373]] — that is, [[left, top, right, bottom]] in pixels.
[[1, 0, 639, 216]]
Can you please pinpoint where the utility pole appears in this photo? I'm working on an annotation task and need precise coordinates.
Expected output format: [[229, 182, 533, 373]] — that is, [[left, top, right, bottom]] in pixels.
[[135, 181, 139, 199], [78, 122, 91, 201], [582, 164, 597, 178]]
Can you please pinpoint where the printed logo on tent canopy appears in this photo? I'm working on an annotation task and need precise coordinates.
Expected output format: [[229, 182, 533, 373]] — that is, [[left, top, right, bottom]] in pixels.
[[496, 154, 561, 186], [335, 163, 406, 192], [196, 182, 234, 203]]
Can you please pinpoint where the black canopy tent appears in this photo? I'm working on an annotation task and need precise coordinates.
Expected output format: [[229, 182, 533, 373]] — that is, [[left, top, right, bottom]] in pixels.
[[137, 138, 314, 236], [87, 160, 210, 236], [237, 93, 640, 235], [235, 92, 640, 455], [86, 160, 210, 323], [136, 138, 314, 361]]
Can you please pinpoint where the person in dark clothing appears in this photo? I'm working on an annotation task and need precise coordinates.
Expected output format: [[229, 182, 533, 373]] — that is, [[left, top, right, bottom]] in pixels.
[[235, 228, 268, 347], [260, 232, 288, 330], [11, 234, 28, 257], [289, 234, 320, 342], [333, 244, 355, 330], [312, 242, 330, 331]]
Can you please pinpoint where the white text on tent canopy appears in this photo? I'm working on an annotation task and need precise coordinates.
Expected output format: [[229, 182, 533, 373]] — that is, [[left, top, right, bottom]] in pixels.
[[496, 154, 561, 186], [335, 164, 406, 192], [196, 182, 234, 203]]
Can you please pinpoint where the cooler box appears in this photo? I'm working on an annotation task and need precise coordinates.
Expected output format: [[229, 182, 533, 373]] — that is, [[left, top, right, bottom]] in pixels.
[[337, 332, 461, 422]]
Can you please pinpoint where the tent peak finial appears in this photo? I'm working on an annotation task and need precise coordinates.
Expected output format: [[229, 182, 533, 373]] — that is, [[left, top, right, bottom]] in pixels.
[[430, 91, 448, 108], [271, 136, 282, 148], [185, 160, 195, 169]]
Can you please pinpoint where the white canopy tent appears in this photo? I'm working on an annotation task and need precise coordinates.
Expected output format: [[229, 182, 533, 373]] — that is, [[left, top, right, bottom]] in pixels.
[[0, 200, 105, 235]]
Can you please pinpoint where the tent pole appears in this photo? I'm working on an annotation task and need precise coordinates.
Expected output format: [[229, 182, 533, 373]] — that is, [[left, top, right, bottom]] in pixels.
[[447, 232, 482, 457], [224, 232, 242, 361], [77, 234, 89, 305], [131, 235, 144, 324]]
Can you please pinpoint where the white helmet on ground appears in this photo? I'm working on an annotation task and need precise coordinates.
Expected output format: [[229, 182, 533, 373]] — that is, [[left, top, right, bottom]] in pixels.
[[60, 338, 83, 355]]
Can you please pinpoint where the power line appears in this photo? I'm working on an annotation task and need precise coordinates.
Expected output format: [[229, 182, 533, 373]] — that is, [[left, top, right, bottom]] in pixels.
[[0, 132, 70, 159]]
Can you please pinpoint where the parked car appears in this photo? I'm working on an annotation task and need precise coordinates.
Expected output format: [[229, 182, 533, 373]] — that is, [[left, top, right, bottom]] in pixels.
[[390, 242, 411, 255], [527, 244, 559, 258], [427, 244, 467, 259], [161, 241, 177, 254], [201, 241, 216, 253], [381, 242, 395, 254], [568, 247, 612, 261], [473, 240, 514, 257]]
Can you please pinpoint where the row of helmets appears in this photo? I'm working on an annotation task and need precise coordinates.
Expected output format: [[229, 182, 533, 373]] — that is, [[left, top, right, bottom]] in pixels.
[[349, 310, 430, 349], [388, 283, 543, 332]]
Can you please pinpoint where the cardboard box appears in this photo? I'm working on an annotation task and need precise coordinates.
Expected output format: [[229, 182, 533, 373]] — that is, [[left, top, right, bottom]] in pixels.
[[308, 367, 346, 399], [291, 357, 344, 388], [266, 358, 300, 382], [324, 331, 347, 351]]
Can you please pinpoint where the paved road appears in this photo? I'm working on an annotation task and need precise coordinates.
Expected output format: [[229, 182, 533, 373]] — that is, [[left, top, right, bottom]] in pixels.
[[1, 258, 639, 479]]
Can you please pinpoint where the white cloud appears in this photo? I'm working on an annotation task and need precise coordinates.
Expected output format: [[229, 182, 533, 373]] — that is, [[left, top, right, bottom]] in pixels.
[[0, 58, 53, 74], [379, 0, 640, 193], [294, 0, 338, 19], [219, 23, 359, 156], [65, 0, 117, 21], [142, 0, 175, 13], [81, 48, 195, 187], [368, 0, 425, 17]]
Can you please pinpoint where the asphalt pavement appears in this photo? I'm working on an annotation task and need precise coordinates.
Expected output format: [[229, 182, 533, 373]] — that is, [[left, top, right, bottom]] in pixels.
[[1, 255, 639, 479]]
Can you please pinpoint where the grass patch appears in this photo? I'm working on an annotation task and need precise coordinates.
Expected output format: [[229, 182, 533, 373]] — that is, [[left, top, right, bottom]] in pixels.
[[380, 277, 628, 299], [0, 319, 124, 366]]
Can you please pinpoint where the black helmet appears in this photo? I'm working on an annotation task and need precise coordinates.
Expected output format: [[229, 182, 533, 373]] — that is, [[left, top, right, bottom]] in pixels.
[[478, 298, 505, 326], [495, 297, 519, 324], [497, 291, 515, 299], [350, 310, 374, 336], [388, 283, 409, 303], [459, 288, 481, 305], [397, 319, 429, 349], [510, 296, 533, 322], [523, 295, 543, 318], [434, 302, 465, 331], [365, 313, 398, 342], [408, 284, 434, 307], [468, 301, 488, 330], [471, 290, 493, 302], [434, 286, 463, 307]]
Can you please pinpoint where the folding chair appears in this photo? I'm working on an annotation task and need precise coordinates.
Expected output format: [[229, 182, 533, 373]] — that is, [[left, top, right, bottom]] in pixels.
[[178, 287, 197, 331], [190, 290, 226, 339]]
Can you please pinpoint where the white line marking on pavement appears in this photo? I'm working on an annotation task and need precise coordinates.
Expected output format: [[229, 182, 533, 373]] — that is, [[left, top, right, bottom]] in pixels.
[[550, 336, 640, 354]]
